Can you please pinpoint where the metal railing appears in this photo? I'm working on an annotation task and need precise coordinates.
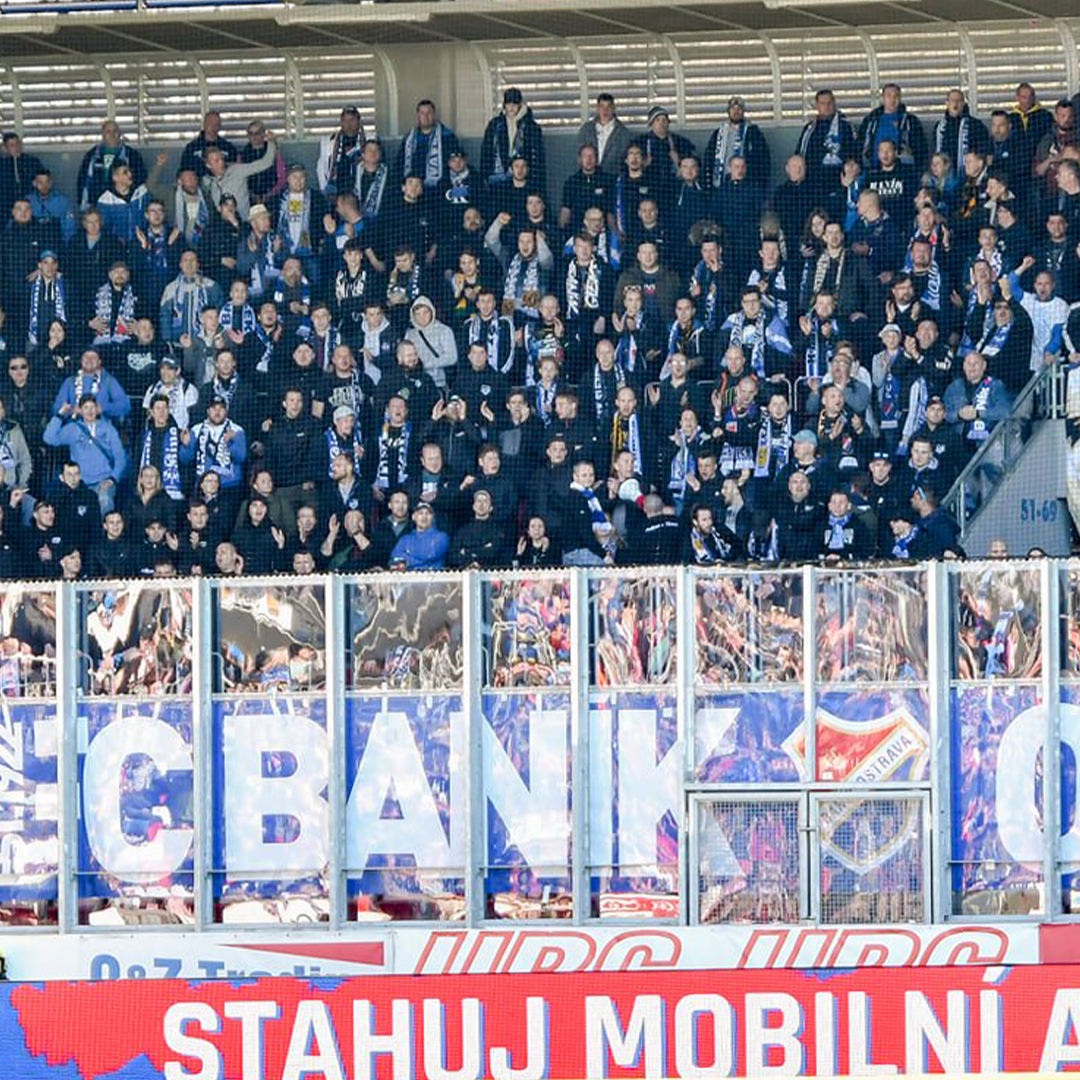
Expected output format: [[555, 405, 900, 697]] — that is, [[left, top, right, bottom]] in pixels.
[[945, 362, 1066, 541]]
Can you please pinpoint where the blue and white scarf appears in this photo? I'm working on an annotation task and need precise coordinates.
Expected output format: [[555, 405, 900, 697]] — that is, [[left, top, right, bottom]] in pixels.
[[73, 370, 103, 402], [712, 120, 746, 187], [93, 283, 136, 345], [195, 420, 234, 476], [468, 314, 510, 375], [804, 315, 838, 379], [253, 320, 278, 374], [220, 302, 258, 337], [248, 232, 280, 298], [724, 312, 790, 376], [891, 523, 920, 560], [668, 432, 698, 500], [141, 424, 182, 499], [503, 254, 541, 316], [754, 415, 792, 477], [535, 381, 558, 425], [747, 266, 788, 327], [375, 419, 411, 489], [826, 512, 852, 551], [966, 377, 995, 442], [306, 325, 342, 371], [359, 163, 388, 221], [615, 322, 642, 375], [936, 114, 970, 168], [325, 426, 364, 479], [593, 360, 626, 421], [877, 350, 904, 430], [403, 124, 445, 188], [174, 187, 209, 244], [899, 377, 929, 453], [691, 260, 722, 330], [570, 480, 614, 552], [27, 275, 67, 348], [801, 113, 843, 167], [169, 277, 213, 341], [566, 258, 601, 318]]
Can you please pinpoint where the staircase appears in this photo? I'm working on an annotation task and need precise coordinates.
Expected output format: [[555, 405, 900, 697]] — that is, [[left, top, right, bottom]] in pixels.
[[944, 365, 1072, 557]]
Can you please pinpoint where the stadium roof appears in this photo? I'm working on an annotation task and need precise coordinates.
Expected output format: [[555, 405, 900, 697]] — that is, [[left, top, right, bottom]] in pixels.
[[1, 0, 1079, 57]]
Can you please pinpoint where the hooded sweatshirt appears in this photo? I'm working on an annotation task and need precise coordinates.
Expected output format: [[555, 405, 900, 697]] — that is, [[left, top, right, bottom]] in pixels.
[[405, 296, 458, 390]]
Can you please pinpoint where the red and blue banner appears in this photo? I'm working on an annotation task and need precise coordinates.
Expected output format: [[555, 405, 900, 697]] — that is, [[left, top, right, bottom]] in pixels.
[[7, 964, 1080, 1077]]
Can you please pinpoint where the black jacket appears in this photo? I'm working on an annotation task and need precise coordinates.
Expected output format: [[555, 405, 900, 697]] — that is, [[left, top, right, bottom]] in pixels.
[[449, 516, 506, 568]]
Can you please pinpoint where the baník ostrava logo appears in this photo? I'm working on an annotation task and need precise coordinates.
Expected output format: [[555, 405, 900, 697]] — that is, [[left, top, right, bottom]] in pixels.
[[782, 705, 928, 871]]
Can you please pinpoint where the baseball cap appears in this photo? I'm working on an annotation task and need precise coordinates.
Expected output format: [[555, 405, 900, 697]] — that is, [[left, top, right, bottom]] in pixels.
[[333, 404, 356, 423]]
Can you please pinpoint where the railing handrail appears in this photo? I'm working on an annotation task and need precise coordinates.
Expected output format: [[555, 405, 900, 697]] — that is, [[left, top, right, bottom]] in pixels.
[[943, 362, 1064, 539]]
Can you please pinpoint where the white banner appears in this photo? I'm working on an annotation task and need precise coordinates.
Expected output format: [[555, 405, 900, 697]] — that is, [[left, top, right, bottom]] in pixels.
[[0, 923, 1042, 981]]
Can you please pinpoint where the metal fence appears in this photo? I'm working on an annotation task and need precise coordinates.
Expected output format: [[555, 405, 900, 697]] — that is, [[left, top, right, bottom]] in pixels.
[[0, 561, 1073, 932]]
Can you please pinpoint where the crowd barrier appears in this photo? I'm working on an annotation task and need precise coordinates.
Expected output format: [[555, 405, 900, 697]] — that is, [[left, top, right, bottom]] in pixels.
[[0, 562, 1072, 931]]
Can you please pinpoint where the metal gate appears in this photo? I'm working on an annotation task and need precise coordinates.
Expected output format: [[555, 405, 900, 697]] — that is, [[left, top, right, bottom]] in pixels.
[[689, 790, 931, 925]]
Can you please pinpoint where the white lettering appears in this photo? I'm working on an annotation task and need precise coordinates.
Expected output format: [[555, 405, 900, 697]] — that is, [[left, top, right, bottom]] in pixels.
[[814, 993, 837, 1078], [585, 995, 665, 1078], [848, 992, 897, 1075], [422, 998, 483, 1080], [484, 707, 570, 869], [223, 711, 328, 875], [282, 1000, 345, 1080], [979, 989, 1002, 1074], [223, 1000, 278, 1080], [489, 996, 548, 1080], [353, 999, 413, 1080], [905, 991, 968, 1073], [84, 715, 192, 880], [1040, 989, 1080, 1071], [163, 1003, 222, 1080], [745, 993, 804, 1076], [346, 706, 463, 872], [674, 993, 735, 1077]]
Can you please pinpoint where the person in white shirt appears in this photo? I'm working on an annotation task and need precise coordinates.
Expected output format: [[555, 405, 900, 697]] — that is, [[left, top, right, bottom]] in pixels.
[[1003, 256, 1068, 374], [141, 356, 200, 431], [577, 93, 632, 174]]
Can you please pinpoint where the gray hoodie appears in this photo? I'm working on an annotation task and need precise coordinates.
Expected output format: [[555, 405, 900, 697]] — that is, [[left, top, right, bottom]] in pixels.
[[405, 296, 458, 390]]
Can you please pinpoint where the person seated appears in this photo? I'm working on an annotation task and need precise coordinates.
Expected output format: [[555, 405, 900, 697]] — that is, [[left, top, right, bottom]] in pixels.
[[819, 487, 875, 561], [680, 503, 744, 565]]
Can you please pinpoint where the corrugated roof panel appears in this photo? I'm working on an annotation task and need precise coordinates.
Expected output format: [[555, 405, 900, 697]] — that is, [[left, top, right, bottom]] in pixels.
[[670, 33, 776, 123], [487, 43, 582, 127], [293, 52, 379, 138], [966, 23, 1067, 110], [576, 39, 677, 127]]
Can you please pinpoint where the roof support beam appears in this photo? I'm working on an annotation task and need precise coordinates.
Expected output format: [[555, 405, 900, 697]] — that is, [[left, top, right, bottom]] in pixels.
[[564, 40, 590, 124], [1057, 18, 1079, 99], [659, 34, 686, 125], [954, 23, 978, 112]]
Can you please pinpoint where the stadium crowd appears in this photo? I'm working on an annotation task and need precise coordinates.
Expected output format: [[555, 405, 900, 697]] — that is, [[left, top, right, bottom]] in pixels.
[[0, 82, 1075, 576]]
